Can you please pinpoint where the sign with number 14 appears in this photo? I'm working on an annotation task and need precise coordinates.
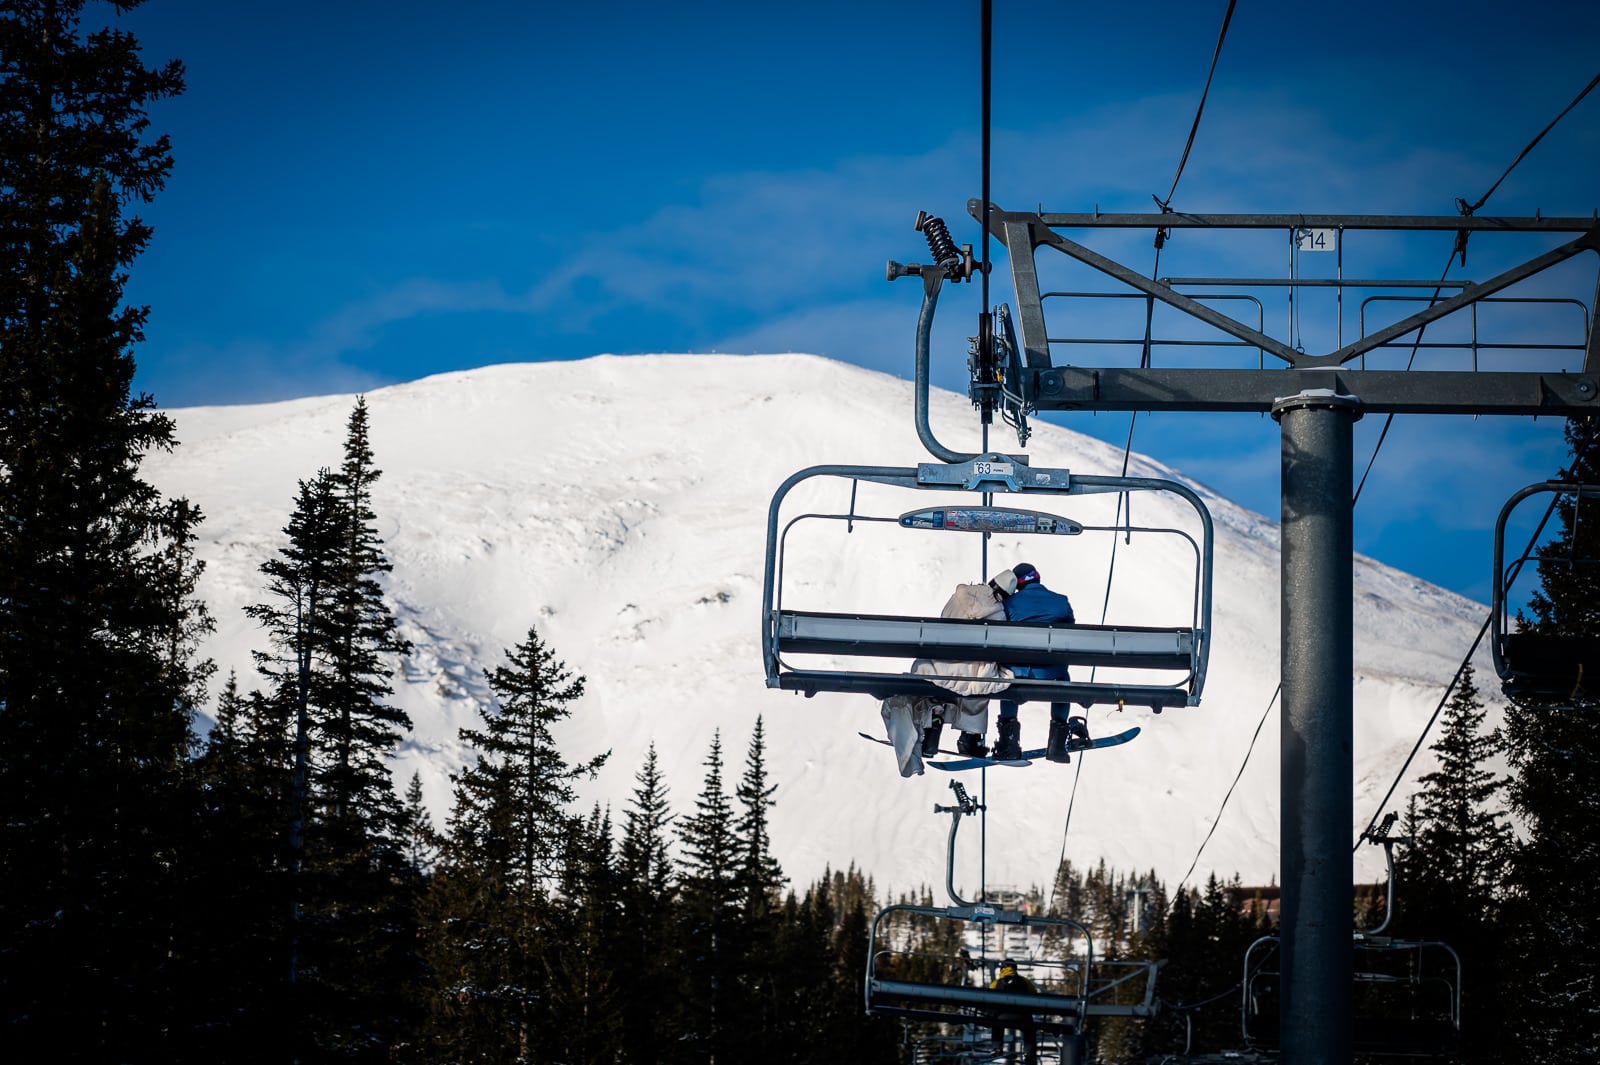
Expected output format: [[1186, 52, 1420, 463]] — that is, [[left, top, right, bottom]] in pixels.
[[1294, 227, 1336, 252]]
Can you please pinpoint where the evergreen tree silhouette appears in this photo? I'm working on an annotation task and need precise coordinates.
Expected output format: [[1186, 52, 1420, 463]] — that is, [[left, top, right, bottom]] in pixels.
[[615, 744, 680, 1063], [0, 2, 208, 1056], [1502, 415, 1600, 1062], [734, 716, 786, 914], [728, 716, 789, 1057], [322, 397, 413, 831], [247, 466, 343, 1047], [399, 770, 440, 875], [675, 730, 740, 1061], [1400, 663, 1511, 935], [189, 674, 297, 1055], [242, 400, 418, 1059], [419, 624, 605, 1062], [552, 805, 625, 1063]]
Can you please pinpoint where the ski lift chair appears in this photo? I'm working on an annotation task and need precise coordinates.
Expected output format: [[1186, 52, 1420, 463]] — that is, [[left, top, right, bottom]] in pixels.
[[1241, 817, 1462, 1058], [762, 456, 1214, 712], [1241, 936, 1461, 1058], [862, 783, 1163, 1065], [865, 903, 1165, 1065], [1491, 481, 1600, 708]]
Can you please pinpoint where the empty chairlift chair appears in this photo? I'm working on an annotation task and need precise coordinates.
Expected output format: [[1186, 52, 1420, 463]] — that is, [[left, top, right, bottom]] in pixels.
[[1242, 935, 1462, 1058], [1243, 816, 1463, 1059], [1491, 481, 1600, 709]]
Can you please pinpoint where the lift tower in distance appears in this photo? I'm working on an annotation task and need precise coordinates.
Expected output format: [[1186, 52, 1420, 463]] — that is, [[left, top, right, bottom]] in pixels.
[[970, 202, 1599, 1065]]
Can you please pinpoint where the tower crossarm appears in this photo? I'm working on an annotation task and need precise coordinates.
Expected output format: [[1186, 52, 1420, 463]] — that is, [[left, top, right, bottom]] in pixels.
[[973, 203, 1600, 416]]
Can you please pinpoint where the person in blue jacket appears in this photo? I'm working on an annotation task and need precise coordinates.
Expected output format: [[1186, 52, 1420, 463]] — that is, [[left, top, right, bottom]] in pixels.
[[996, 562, 1089, 763]]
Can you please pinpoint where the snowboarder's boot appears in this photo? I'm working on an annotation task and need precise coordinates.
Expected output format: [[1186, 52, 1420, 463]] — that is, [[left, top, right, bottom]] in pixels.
[[957, 731, 988, 758], [994, 719, 1023, 761], [921, 714, 945, 757], [1066, 715, 1091, 749], [1047, 720, 1072, 763]]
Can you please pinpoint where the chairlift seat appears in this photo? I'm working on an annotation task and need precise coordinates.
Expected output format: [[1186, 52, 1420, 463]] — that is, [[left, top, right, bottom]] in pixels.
[[1244, 935, 1460, 1057], [868, 978, 1087, 1019], [772, 667, 1193, 711], [1498, 631, 1599, 704], [776, 610, 1195, 670]]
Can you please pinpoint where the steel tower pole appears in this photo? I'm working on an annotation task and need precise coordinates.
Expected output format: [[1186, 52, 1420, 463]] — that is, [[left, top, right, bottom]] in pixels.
[[1274, 389, 1358, 1065]]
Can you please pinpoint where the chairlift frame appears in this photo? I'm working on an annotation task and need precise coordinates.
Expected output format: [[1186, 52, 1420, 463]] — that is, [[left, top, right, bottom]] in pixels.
[[1241, 818, 1462, 1058], [864, 784, 1164, 1047], [761, 455, 1215, 711], [1241, 934, 1462, 1058], [1490, 480, 1600, 707]]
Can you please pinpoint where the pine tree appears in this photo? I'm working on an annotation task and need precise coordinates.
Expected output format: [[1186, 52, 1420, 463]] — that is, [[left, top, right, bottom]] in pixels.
[[246, 468, 342, 1017], [0, 2, 208, 1057], [823, 870, 898, 1061], [1388, 665, 1510, 1055], [1518, 415, 1600, 653], [734, 716, 786, 915], [619, 743, 674, 899], [399, 771, 440, 875], [1501, 414, 1600, 1061], [451, 625, 604, 888], [727, 717, 789, 1058], [322, 397, 412, 831], [675, 730, 740, 1061], [1399, 663, 1511, 937], [314, 401, 418, 1061], [189, 676, 296, 1056], [615, 744, 680, 1064], [551, 805, 625, 1064], [241, 401, 418, 1060], [419, 624, 607, 1063]]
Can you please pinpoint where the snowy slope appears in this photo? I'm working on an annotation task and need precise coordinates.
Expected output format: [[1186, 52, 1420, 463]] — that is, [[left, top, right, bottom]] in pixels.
[[143, 353, 1498, 898]]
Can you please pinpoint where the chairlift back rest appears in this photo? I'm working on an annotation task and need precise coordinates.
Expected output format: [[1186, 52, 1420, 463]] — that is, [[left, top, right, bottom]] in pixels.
[[868, 978, 1085, 1018], [1501, 632, 1600, 673], [776, 609, 1196, 672], [1499, 631, 1599, 701]]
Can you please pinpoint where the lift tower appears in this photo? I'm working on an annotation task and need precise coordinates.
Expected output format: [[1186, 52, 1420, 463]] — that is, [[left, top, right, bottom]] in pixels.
[[969, 203, 1599, 1065]]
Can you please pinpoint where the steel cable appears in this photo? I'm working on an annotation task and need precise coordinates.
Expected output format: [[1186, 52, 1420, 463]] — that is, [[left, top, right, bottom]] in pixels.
[[1456, 68, 1600, 219], [1052, 0, 1237, 901], [1154, 0, 1238, 211]]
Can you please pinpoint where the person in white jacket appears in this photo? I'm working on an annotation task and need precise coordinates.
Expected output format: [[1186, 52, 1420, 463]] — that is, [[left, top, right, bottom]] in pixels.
[[880, 570, 1018, 776]]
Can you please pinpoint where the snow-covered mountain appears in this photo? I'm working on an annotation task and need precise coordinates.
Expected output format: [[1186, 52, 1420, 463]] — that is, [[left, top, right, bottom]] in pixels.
[[142, 353, 1497, 899]]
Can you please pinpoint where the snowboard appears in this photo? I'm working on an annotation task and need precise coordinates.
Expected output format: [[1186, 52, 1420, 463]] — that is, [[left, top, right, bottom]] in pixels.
[[929, 726, 1142, 771], [855, 730, 1026, 765]]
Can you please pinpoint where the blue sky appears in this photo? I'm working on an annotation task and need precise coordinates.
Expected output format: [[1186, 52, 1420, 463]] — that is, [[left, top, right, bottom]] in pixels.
[[109, 0, 1598, 607]]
